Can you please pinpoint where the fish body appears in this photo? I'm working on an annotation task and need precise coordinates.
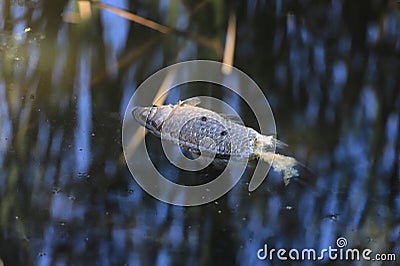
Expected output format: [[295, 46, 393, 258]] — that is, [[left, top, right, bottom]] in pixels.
[[132, 98, 278, 160], [132, 97, 298, 185]]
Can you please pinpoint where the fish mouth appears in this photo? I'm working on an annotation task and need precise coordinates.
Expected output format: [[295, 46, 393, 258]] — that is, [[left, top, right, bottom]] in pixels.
[[132, 106, 150, 126]]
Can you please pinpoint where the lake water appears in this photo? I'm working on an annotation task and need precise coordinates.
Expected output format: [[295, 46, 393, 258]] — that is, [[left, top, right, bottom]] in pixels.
[[0, 0, 399, 265]]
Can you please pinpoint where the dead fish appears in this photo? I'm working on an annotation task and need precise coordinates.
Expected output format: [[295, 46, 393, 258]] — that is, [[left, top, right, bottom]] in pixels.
[[132, 97, 298, 185]]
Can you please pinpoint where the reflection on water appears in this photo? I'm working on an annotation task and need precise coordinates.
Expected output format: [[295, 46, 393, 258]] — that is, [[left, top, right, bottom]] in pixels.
[[0, 0, 399, 264]]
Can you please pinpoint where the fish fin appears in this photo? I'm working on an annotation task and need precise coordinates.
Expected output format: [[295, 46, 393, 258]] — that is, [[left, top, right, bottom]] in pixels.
[[275, 139, 288, 149], [220, 114, 244, 125], [256, 152, 299, 186], [178, 97, 201, 106]]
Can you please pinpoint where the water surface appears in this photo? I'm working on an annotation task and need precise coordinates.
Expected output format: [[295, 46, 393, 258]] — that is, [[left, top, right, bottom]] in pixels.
[[0, 0, 399, 265]]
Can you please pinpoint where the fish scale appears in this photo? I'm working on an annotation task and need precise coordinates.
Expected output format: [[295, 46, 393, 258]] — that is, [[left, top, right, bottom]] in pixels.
[[136, 102, 262, 160], [132, 97, 299, 186]]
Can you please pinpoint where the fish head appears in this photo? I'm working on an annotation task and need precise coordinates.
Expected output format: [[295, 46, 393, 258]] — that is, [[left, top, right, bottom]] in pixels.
[[132, 105, 173, 136]]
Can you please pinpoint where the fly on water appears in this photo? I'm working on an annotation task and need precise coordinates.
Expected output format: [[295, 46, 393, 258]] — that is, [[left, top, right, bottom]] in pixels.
[[132, 97, 299, 186]]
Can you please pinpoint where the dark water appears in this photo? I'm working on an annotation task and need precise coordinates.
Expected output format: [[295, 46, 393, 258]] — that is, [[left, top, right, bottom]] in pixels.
[[0, 0, 399, 265]]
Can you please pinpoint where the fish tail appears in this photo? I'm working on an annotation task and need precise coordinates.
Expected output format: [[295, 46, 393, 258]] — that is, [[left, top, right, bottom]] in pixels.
[[256, 151, 299, 185]]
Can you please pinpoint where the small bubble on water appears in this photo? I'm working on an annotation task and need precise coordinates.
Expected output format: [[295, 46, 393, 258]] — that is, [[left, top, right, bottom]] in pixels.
[[284, 205, 294, 210], [68, 195, 76, 201], [77, 172, 90, 179], [325, 213, 339, 221]]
